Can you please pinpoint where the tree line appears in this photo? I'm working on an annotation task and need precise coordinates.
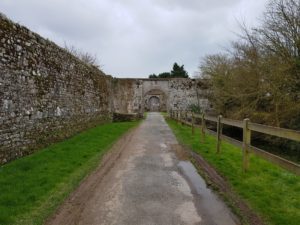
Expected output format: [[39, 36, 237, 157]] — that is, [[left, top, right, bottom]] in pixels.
[[149, 62, 189, 78], [200, 0, 300, 129], [199, 0, 300, 160]]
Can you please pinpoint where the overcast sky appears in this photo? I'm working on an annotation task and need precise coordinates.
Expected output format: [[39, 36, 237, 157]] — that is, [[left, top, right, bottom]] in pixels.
[[0, 0, 269, 78]]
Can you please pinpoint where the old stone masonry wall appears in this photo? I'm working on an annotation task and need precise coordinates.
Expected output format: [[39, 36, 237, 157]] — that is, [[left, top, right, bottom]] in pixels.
[[0, 14, 112, 164], [0, 13, 211, 165], [112, 78, 211, 114]]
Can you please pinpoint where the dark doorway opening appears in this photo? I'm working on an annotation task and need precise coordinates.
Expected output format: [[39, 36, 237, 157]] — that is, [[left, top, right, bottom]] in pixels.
[[149, 96, 160, 111]]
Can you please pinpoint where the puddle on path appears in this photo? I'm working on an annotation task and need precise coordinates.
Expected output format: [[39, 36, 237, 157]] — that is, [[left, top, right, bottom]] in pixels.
[[178, 161, 239, 225]]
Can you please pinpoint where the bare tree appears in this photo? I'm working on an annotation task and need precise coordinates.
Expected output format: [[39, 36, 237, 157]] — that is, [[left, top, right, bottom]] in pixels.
[[64, 42, 100, 68], [199, 0, 300, 128]]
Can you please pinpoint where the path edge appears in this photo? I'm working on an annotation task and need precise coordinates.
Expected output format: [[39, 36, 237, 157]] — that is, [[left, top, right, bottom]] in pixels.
[[44, 123, 140, 224], [176, 141, 266, 225]]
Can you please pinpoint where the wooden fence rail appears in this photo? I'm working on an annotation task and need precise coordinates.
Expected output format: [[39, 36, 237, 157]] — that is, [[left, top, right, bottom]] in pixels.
[[169, 110, 300, 175]]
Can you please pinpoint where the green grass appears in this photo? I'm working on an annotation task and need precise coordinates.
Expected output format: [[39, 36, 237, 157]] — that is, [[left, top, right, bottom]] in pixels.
[[0, 121, 138, 225], [160, 112, 168, 117], [166, 119, 300, 225]]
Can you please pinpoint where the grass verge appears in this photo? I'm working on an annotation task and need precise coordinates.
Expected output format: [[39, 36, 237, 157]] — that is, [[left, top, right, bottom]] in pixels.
[[166, 118, 300, 225], [0, 121, 139, 225]]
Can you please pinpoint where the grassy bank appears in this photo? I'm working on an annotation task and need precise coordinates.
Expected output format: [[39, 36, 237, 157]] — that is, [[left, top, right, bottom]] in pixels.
[[166, 118, 300, 225], [0, 121, 138, 225]]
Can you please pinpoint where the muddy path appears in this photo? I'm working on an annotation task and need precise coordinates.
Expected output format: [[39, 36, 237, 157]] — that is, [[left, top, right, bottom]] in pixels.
[[46, 113, 239, 225]]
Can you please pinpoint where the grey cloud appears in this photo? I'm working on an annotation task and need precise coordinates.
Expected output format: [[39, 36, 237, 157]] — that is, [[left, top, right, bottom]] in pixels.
[[0, 0, 269, 77]]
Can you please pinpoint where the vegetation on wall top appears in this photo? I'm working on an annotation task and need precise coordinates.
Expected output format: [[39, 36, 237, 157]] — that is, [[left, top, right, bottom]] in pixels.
[[149, 62, 189, 78]]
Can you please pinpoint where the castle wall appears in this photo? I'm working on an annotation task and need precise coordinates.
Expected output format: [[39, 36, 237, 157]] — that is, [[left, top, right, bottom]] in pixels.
[[0, 14, 210, 164], [112, 78, 211, 114], [0, 14, 112, 164]]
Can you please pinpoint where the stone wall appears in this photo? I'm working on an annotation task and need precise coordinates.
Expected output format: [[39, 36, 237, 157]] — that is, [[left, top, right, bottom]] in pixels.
[[113, 78, 211, 113], [168, 78, 210, 111], [0, 13, 211, 165], [0, 14, 112, 164], [112, 78, 211, 114], [111, 78, 142, 114]]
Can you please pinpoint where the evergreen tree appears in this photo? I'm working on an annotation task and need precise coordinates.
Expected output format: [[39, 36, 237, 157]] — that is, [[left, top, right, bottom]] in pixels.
[[158, 72, 171, 78], [171, 63, 189, 78], [148, 63, 189, 78], [149, 74, 158, 78]]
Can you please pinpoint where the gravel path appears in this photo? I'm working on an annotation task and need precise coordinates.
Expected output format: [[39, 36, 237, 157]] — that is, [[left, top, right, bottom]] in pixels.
[[46, 112, 239, 225]]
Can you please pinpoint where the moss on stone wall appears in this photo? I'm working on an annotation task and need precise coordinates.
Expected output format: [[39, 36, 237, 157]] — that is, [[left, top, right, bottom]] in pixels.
[[0, 14, 112, 164]]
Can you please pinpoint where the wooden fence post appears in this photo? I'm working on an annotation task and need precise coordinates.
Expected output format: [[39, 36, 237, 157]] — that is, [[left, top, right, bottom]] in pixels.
[[243, 118, 251, 171], [201, 113, 206, 143], [191, 112, 195, 135], [216, 115, 223, 153]]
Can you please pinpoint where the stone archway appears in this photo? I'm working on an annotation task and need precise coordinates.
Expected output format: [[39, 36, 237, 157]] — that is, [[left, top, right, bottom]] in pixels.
[[144, 89, 167, 112]]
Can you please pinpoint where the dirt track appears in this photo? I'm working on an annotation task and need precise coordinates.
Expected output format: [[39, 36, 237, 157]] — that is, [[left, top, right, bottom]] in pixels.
[[46, 113, 239, 225]]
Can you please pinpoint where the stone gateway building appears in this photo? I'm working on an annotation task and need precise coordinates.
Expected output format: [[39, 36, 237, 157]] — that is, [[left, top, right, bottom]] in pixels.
[[112, 78, 210, 115], [0, 13, 210, 164]]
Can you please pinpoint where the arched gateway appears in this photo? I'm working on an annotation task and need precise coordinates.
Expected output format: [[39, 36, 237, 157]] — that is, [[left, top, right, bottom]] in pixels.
[[112, 78, 210, 115], [144, 89, 167, 112]]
